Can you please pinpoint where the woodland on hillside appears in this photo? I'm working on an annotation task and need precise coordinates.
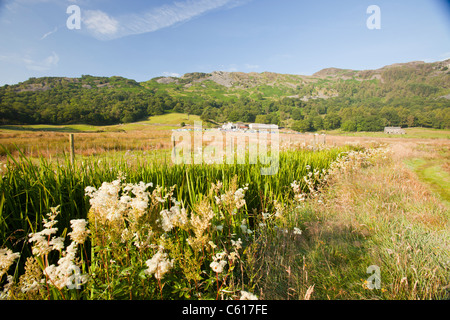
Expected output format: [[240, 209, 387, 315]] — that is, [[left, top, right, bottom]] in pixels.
[[1, 62, 449, 131]]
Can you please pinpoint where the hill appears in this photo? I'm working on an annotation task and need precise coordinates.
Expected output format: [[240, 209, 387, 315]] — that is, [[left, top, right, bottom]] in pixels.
[[0, 59, 449, 132]]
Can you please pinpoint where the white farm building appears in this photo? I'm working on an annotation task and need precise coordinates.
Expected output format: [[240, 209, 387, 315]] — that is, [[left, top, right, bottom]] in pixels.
[[248, 123, 278, 130], [384, 127, 406, 134]]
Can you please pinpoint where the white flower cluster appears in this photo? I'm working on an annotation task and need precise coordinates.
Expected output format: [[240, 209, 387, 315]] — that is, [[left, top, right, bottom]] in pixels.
[[210, 238, 242, 274], [239, 219, 253, 235], [145, 247, 174, 280], [328, 147, 390, 176], [85, 178, 127, 222], [240, 290, 258, 300], [121, 181, 154, 216], [85, 176, 155, 223], [159, 203, 189, 233], [68, 219, 90, 245], [291, 163, 329, 205], [85, 177, 188, 236], [234, 187, 247, 210], [290, 180, 307, 203], [27, 206, 89, 290], [0, 275, 14, 299], [0, 248, 20, 279], [214, 182, 248, 213], [28, 206, 61, 256], [44, 242, 87, 290], [291, 147, 390, 206], [210, 252, 228, 274]]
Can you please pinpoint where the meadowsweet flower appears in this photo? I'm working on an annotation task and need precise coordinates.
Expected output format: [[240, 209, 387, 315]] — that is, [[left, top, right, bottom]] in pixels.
[[68, 219, 90, 244], [44, 242, 86, 290], [240, 290, 258, 300], [128, 181, 152, 214], [121, 228, 132, 243], [293, 227, 302, 235], [145, 249, 174, 279], [17, 257, 44, 296], [153, 185, 172, 204], [211, 181, 223, 193], [208, 241, 217, 249], [214, 178, 247, 215], [0, 275, 14, 299], [231, 238, 242, 250], [228, 251, 238, 262], [210, 260, 227, 273], [273, 200, 285, 218], [234, 188, 246, 209], [49, 237, 65, 251], [215, 252, 227, 260], [28, 206, 63, 256], [159, 203, 189, 232], [85, 178, 127, 222], [290, 181, 301, 194], [0, 248, 20, 279]]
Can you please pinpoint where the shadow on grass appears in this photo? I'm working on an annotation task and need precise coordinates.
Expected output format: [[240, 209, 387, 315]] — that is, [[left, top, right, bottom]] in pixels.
[[0, 125, 128, 133], [250, 211, 374, 300]]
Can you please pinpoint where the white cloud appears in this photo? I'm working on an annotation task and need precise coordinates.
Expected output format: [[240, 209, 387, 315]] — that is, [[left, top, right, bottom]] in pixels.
[[23, 52, 59, 71], [439, 52, 450, 61], [83, 0, 247, 40], [83, 10, 119, 38], [0, 52, 58, 72], [162, 72, 181, 77], [244, 63, 260, 70], [40, 26, 58, 40]]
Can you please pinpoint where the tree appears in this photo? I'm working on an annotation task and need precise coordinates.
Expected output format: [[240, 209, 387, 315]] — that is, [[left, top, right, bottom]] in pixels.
[[357, 115, 383, 132], [311, 115, 323, 131], [121, 111, 135, 123], [254, 114, 267, 124], [341, 120, 357, 132], [323, 113, 341, 130], [201, 106, 217, 122], [292, 118, 312, 132], [291, 108, 303, 120]]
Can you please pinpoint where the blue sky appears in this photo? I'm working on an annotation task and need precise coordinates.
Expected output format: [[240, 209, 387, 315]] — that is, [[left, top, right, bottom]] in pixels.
[[0, 0, 449, 85]]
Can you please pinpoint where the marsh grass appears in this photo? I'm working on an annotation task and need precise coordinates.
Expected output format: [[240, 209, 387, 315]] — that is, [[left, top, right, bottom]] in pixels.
[[2, 139, 448, 300], [248, 147, 450, 300], [0, 144, 350, 279]]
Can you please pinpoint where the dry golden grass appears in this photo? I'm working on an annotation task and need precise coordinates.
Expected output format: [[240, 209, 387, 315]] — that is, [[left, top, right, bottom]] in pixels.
[[0, 128, 173, 159]]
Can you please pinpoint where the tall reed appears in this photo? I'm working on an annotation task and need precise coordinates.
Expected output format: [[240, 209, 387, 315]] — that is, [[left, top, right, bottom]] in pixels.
[[0, 144, 351, 272]]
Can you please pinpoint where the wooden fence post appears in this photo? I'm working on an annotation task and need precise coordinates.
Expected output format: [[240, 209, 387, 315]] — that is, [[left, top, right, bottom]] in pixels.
[[69, 133, 75, 164]]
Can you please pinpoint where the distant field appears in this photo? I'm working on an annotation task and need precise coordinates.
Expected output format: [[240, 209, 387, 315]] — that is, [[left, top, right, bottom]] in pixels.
[[144, 112, 201, 126], [326, 127, 450, 140], [0, 113, 201, 134]]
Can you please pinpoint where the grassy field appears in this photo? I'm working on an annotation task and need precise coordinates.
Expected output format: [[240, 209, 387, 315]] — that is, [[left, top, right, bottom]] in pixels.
[[326, 127, 450, 140], [405, 154, 450, 206], [253, 142, 449, 299], [0, 113, 204, 159], [0, 113, 201, 133], [0, 122, 449, 300]]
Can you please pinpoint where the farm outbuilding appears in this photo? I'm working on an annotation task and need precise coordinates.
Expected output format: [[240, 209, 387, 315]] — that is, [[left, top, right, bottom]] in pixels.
[[384, 127, 406, 134], [248, 123, 278, 130]]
